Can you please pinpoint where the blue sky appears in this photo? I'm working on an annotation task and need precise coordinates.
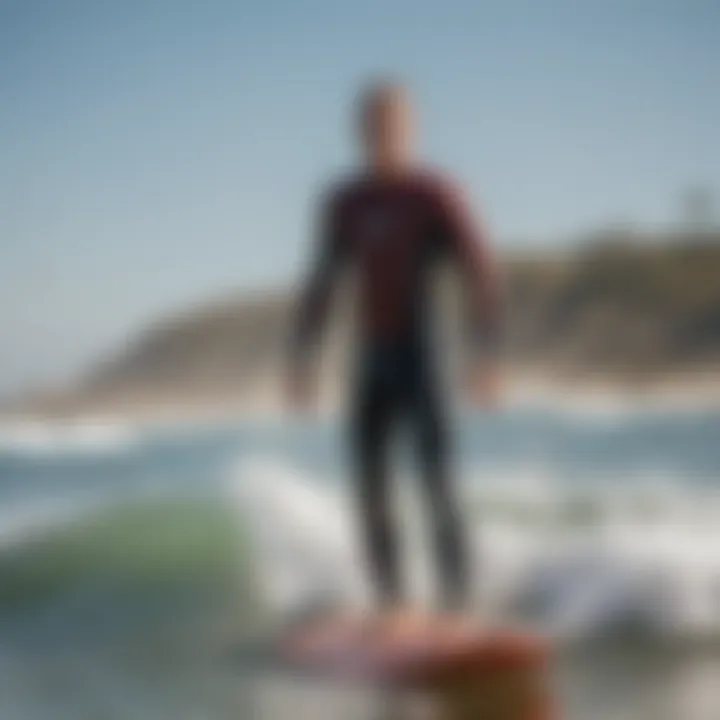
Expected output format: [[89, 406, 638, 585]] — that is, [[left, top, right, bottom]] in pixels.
[[1, 0, 719, 394]]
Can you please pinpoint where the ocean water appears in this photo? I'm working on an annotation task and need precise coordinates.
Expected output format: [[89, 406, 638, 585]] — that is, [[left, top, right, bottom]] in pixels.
[[1, 401, 720, 719]]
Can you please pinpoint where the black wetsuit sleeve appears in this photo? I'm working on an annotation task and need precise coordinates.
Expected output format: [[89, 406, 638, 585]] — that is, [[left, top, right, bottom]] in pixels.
[[289, 191, 347, 371], [434, 183, 504, 360]]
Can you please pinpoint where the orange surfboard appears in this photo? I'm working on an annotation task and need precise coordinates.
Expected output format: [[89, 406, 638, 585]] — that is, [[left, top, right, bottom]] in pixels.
[[276, 610, 555, 720]]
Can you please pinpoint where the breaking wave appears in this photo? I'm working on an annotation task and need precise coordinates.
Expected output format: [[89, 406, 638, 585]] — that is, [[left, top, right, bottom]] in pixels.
[[231, 455, 720, 645]]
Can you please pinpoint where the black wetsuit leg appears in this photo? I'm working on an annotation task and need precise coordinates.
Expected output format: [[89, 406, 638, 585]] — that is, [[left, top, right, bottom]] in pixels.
[[350, 342, 469, 610], [350, 348, 404, 607], [407, 355, 470, 610]]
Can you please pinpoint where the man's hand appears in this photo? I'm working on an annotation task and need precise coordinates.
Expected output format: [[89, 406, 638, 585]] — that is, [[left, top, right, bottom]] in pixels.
[[466, 361, 503, 410], [285, 367, 316, 412]]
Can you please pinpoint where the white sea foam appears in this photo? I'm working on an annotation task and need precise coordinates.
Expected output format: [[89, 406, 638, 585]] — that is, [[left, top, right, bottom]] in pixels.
[[0, 419, 139, 457], [229, 457, 366, 613]]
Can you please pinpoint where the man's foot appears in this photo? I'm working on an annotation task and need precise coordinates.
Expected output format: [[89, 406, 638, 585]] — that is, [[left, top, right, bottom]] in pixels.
[[373, 605, 431, 639], [285, 605, 481, 661]]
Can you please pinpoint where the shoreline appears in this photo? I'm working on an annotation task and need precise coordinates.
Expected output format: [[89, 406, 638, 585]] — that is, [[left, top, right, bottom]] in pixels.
[[2, 371, 720, 433]]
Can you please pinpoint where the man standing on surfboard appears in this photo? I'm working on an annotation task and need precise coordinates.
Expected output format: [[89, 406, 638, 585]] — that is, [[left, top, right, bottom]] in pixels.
[[287, 80, 503, 615]]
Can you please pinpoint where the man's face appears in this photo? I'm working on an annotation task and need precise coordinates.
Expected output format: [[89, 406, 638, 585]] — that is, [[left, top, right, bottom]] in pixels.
[[361, 89, 413, 170]]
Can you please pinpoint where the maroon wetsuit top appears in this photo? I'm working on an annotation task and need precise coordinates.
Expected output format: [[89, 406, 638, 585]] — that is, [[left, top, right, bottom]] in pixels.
[[292, 168, 502, 368]]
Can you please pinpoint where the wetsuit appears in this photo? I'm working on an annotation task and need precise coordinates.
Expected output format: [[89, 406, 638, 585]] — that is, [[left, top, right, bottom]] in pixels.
[[291, 169, 502, 609]]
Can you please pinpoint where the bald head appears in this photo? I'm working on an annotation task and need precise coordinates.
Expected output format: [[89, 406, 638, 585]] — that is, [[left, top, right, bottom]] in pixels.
[[357, 80, 415, 174]]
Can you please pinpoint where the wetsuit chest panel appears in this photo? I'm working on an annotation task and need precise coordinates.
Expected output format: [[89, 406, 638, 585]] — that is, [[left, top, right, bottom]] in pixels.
[[345, 187, 438, 343]]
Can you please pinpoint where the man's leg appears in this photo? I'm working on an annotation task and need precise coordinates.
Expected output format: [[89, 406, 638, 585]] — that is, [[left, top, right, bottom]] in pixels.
[[350, 373, 402, 609], [412, 374, 470, 611]]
